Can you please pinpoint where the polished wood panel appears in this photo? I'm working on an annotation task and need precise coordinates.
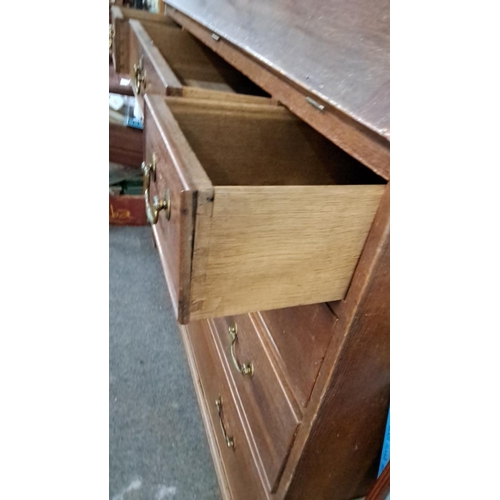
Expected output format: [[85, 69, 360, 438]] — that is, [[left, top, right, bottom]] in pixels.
[[212, 315, 300, 492], [181, 319, 269, 500], [163, 0, 389, 138], [255, 303, 336, 409], [179, 320, 233, 500], [163, 4, 390, 179], [279, 183, 390, 500], [109, 122, 143, 166]]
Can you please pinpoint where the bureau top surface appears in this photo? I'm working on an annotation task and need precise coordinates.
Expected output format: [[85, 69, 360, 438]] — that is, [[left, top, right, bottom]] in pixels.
[[164, 0, 390, 141]]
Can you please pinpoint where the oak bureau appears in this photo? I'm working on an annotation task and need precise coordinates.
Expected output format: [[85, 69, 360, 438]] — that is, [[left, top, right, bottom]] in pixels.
[[112, 1, 390, 498]]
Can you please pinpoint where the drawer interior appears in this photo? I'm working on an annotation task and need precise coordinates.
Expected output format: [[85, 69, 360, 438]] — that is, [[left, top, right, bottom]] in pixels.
[[111, 7, 178, 74], [146, 95, 386, 321], [138, 23, 268, 97], [165, 98, 384, 187]]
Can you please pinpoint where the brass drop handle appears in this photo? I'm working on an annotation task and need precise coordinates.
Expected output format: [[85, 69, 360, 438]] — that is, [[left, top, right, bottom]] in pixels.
[[109, 26, 115, 50], [228, 325, 254, 377], [133, 56, 145, 94], [215, 396, 234, 449], [142, 155, 171, 225]]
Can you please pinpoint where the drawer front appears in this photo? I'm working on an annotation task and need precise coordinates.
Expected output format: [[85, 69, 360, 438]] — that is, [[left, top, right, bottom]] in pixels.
[[184, 320, 268, 500], [212, 315, 300, 492], [144, 97, 201, 322], [255, 303, 337, 408]]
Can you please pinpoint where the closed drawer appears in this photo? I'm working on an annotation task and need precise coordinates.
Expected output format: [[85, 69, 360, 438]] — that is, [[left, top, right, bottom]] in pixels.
[[128, 20, 268, 114], [144, 95, 385, 323], [254, 303, 337, 409], [183, 319, 268, 500], [110, 6, 177, 74], [212, 314, 300, 492]]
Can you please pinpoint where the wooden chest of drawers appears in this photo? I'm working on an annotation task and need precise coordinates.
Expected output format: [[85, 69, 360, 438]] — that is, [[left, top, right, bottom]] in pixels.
[[112, 4, 390, 499], [179, 205, 389, 500], [181, 300, 340, 498]]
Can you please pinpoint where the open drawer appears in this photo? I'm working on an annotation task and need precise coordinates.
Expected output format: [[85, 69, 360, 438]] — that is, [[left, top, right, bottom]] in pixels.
[[128, 20, 268, 114], [110, 6, 178, 74], [144, 95, 385, 323]]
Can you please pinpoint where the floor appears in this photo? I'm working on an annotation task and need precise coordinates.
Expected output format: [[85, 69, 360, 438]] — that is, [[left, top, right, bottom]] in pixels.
[[109, 226, 220, 500]]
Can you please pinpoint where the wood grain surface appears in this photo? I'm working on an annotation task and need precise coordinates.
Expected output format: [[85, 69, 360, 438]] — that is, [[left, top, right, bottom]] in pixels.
[[129, 21, 184, 115], [277, 183, 390, 500], [111, 6, 177, 74], [255, 304, 336, 410], [164, 0, 389, 138], [145, 95, 214, 322], [212, 315, 300, 492], [163, 0, 390, 179], [109, 122, 143, 166], [190, 184, 384, 320], [145, 97, 384, 321], [181, 86, 273, 104], [129, 19, 269, 112], [180, 320, 268, 500]]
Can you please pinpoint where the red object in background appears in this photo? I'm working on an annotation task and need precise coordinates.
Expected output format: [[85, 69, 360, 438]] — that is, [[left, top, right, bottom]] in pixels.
[[109, 194, 147, 226]]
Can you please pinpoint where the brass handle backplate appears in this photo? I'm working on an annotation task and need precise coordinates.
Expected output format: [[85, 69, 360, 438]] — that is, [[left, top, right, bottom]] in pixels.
[[142, 155, 171, 225], [133, 56, 145, 94], [109, 26, 115, 50], [228, 325, 254, 377], [215, 396, 234, 449]]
